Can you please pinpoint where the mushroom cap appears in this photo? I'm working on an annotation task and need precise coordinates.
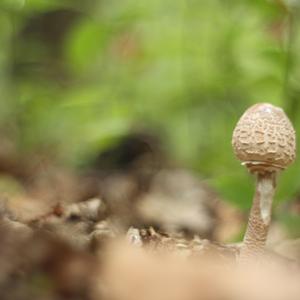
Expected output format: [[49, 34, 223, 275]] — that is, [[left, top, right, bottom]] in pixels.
[[232, 103, 296, 173]]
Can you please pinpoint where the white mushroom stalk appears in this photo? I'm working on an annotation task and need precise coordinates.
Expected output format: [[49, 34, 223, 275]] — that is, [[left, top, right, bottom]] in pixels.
[[232, 103, 296, 260]]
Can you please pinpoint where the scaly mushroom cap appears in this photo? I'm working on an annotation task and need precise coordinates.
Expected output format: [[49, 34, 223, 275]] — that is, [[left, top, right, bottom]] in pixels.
[[232, 103, 296, 173]]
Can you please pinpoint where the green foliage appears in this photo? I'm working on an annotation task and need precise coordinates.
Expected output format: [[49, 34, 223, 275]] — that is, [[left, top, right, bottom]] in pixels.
[[1, 0, 300, 213]]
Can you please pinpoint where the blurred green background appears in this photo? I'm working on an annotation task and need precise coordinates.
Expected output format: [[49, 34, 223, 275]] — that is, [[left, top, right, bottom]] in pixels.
[[0, 0, 300, 233]]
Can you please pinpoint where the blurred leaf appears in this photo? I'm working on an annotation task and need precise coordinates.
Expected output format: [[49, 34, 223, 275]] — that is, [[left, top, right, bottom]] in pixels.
[[65, 19, 110, 73]]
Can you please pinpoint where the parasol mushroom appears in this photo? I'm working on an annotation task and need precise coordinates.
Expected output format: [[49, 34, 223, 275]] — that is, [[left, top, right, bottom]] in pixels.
[[232, 103, 296, 260]]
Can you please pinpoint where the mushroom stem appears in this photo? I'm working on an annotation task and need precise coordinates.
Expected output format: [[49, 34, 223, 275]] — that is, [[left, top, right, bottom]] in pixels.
[[239, 171, 277, 259]]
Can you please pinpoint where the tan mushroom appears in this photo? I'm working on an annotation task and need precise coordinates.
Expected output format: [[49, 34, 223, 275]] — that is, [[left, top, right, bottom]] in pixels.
[[232, 103, 296, 260]]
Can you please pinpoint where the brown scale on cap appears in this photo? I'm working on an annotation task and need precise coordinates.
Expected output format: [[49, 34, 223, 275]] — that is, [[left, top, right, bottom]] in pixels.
[[232, 103, 296, 173]]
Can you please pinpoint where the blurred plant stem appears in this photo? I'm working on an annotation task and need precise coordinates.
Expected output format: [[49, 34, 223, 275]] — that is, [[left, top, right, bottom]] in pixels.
[[0, 9, 19, 141], [7, 11, 20, 147], [283, 5, 299, 122]]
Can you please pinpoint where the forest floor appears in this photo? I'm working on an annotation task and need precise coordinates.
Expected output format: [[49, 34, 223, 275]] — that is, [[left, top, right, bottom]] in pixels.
[[0, 148, 299, 300]]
